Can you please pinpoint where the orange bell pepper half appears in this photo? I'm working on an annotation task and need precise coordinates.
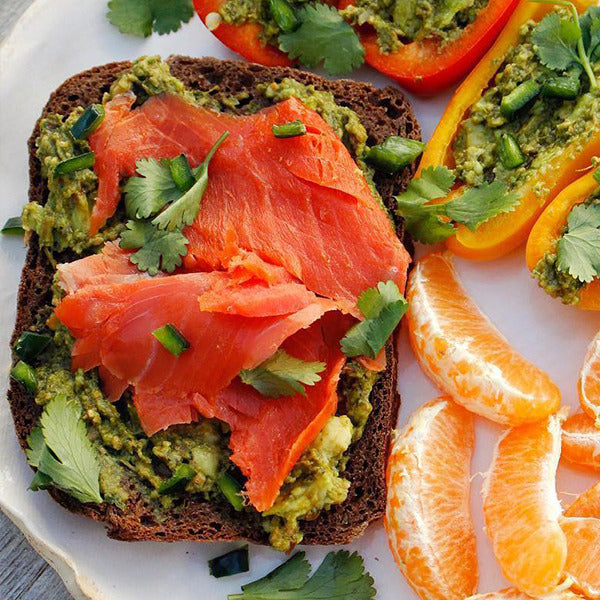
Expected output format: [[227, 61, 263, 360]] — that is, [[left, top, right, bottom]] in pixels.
[[338, 0, 520, 96], [419, 0, 600, 262], [526, 169, 600, 310], [194, 0, 293, 66]]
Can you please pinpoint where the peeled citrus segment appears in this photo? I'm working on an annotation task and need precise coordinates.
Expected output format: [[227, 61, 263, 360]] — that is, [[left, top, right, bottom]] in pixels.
[[406, 251, 561, 425], [482, 413, 567, 595], [566, 481, 600, 519], [385, 396, 477, 600], [561, 517, 600, 598], [465, 588, 585, 599], [562, 412, 600, 472], [579, 329, 600, 426]]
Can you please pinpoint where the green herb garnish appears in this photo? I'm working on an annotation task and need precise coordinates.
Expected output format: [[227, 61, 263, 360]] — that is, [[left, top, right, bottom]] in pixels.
[[531, 1, 599, 90], [278, 4, 365, 75], [209, 546, 250, 579], [120, 220, 189, 275], [341, 281, 408, 359], [239, 350, 326, 398], [107, 0, 194, 37], [395, 166, 519, 244], [152, 323, 189, 356], [556, 203, 600, 282], [228, 551, 376, 600], [26, 396, 103, 504]]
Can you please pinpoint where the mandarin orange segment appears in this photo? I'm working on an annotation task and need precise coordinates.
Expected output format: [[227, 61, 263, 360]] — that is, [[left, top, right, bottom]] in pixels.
[[385, 397, 477, 600], [562, 412, 600, 472], [566, 481, 600, 519], [406, 252, 561, 425], [465, 588, 585, 599], [579, 329, 600, 427], [561, 517, 600, 598], [482, 413, 567, 595]]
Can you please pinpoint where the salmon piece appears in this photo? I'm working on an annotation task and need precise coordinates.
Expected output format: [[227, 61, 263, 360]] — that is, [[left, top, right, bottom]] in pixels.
[[55, 264, 338, 399], [88, 93, 410, 313]]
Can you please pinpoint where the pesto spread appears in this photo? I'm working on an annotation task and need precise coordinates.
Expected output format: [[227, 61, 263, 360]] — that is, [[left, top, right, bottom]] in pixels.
[[342, 0, 490, 53], [20, 56, 382, 552], [532, 187, 600, 305], [452, 20, 600, 192]]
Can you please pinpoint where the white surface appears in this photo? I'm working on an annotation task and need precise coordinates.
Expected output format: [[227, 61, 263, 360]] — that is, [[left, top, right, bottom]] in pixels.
[[0, 1, 597, 599]]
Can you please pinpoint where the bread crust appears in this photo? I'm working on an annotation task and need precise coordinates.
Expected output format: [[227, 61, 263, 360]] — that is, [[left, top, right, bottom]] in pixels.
[[8, 56, 419, 546]]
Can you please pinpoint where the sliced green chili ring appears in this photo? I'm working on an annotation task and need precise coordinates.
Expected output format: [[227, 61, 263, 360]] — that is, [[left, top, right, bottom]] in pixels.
[[53, 152, 95, 177], [152, 324, 189, 356], [158, 463, 196, 495], [10, 361, 37, 394], [1, 216, 25, 236], [218, 472, 244, 511], [169, 154, 196, 192], [272, 120, 307, 138], [500, 80, 541, 119], [269, 0, 299, 33], [365, 137, 425, 175], [209, 546, 249, 579], [13, 332, 51, 363], [497, 133, 526, 170], [70, 104, 105, 140]]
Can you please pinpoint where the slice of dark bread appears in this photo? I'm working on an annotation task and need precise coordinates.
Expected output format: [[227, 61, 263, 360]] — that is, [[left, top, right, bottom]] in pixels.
[[8, 56, 420, 546]]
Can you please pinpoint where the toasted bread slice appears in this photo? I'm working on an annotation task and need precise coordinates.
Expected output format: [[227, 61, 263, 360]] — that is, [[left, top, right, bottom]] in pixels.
[[8, 56, 419, 545]]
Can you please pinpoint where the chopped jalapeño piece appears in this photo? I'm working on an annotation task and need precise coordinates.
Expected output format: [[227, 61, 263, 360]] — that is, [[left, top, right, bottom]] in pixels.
[[365, 137, 425, 175], [70, 104, 105, 140], [13, 332, 51, 362], [53, 152, 95, 177], [169, 154, 196, 192], [500, 80, 541, 119], [497, 133, 526, 170], [10, 361, 37, 394], [1, 216, 25, 235], [209, 546, 250, 578], [272, 120, 307, 138], [152, 323, 189, 356], [218, 472, 244, 511]]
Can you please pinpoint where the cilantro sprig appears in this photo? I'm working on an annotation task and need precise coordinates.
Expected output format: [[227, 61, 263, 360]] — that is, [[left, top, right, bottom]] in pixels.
[[395, 166, 519, 244], [556, 202, 600, 283], [107, 0, 194, 38], [228, 551, 376, 600], [121, 133, 228, 275], [278, 4, 365, 75], [341, 281, 408, 359], [26, 396, 103, 504], [531, 1, 599, 90], [239, 350, 326, 398]]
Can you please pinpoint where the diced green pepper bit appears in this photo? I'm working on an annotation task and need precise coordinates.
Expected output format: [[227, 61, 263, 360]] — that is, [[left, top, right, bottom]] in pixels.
[[158, 463, 196, 495], [209, 546, 250, 579], [269, 0, 300, 33], [497, 133, 527, 170], [272, 120, 307, 138], [169, 154, 196, 192], [70, 104, 105, 140], [10, 361, 37, 394], [500, 80, 541, 119], [218, 472, 244, 511], [152, 323, 189, 356], [365, 137, 426, 175], [53, 152, 95, 177], [1, 216, 25, 236], [13, 332, 51, 363], [542, 67, 581, 100]]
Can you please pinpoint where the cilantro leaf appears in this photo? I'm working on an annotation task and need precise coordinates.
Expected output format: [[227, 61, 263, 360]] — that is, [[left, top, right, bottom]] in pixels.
[[26, 396, 103, 504], [396, 167, 518, 244], [580, 5, 600, 62], [442, 181, 519, 231], [120, 220, 189, 275], [341, 281, 408, 359], [532, 11, 580, 71], [557, 203, 600, 282], [278, 4, 365, 76], [228, 551, 376, 600], [152, 132, 229, 231], [124, 158, 181, 219], [239, 350, 326, 398], [107, 0, 194, 38]]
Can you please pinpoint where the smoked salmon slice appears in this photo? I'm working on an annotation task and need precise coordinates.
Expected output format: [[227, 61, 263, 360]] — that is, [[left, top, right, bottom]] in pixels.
[[88, 93, 410, 313]]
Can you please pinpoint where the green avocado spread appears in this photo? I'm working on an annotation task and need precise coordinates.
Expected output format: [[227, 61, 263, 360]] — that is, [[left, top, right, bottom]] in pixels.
[[342, 0, 490, 53], [20, 56, 382, 552], [532, 187, 600, 305]]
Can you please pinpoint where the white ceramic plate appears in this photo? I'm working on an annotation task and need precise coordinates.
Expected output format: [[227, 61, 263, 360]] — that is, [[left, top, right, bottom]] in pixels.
[[0, 2, 597, 599]]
